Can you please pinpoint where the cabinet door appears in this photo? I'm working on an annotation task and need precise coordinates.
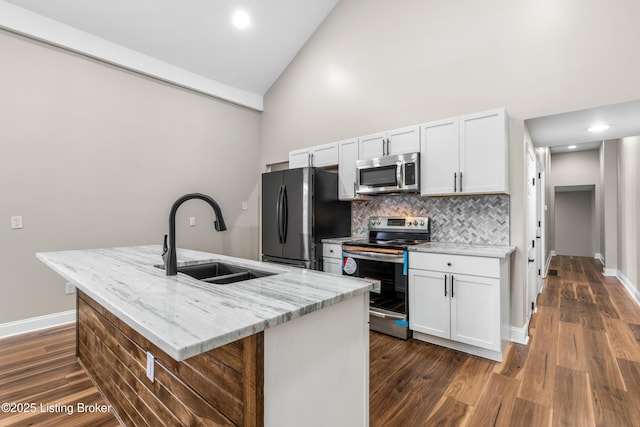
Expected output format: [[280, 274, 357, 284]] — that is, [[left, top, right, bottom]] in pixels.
[[338, 138, 359, 200], [420, 117, 459, 196], [358, 132, 386, 160], [459, 108, 508, 194], [387, 125, 420, 156], [449, 273, 501, 352], [289, 148, 311, 168], [409, 269, 450, 339], [323, 258, 343, 275], [312, 142, 339, 167]]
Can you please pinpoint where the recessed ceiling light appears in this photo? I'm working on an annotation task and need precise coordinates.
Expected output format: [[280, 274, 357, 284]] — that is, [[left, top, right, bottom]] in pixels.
[[587, 123, 610, 132], [568, 145, 577, 149], [233, 10, 251, 29]]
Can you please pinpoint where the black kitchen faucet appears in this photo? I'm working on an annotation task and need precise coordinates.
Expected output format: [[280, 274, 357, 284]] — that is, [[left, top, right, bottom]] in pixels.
[[162, 193, 227, 276]]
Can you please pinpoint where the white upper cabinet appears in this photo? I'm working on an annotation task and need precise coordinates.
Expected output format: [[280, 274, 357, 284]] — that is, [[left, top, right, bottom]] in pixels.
[[289, 148, 313, 168], [421, 117, 460, 196], [338, 138, 360, 200], [388, 125, 421, 156], [289, 142, 339, 168], [421, 108, 508, 196], [358, 125, 420, 160], [459, 109, 508, 194]]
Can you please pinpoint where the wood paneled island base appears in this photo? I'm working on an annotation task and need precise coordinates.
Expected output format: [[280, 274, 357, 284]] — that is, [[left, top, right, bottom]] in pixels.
[[78, 291, 264, 426]]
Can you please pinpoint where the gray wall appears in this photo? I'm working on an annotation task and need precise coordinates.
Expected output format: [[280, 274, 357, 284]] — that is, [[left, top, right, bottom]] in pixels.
[[617, 136, 640, 291], [260, 0, 640, 330], [554, 190, 595, 257], [0, 31, 261, 323]]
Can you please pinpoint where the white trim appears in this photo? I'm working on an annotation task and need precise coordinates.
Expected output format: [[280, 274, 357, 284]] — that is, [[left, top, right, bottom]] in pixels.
[[413, 331, 508, 362], [0, 310, 76, 339], [594, 253, 605, 264], [603, 268, 617, 277], [0, 1, 263, 111], [510, 324, 530, 345], [544, 251, 554, 277], [617, 271, 640, 307]]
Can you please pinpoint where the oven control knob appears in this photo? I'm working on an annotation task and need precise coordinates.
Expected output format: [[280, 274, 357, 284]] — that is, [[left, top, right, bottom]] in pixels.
[[420, 220, 425, 226], [413, 220, 418, 226], [376, 220, 381, 225]]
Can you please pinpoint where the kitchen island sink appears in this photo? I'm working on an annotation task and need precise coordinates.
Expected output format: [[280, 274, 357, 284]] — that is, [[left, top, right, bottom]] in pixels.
[[155, 261, 277, 284], [37, 246, 373, 427]]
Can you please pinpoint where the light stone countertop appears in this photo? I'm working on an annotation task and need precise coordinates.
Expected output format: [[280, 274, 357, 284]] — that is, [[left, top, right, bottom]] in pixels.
[[409, 242, 516, 258], [37, 245, 373, 361]]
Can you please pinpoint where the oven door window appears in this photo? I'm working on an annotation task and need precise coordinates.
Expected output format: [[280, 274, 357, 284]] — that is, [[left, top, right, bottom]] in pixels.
[[346, 257, 406, 314], [359, 165, 398, 188]]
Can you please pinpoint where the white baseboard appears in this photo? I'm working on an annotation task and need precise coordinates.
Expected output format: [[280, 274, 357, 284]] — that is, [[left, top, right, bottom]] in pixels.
[[510, 324, 530, 345], [594, 253, 605, 264], [543, 251, 555, 277], [617, 271, 640, 307], [603, 268, 617, 277], [0, 310, 76, 339]]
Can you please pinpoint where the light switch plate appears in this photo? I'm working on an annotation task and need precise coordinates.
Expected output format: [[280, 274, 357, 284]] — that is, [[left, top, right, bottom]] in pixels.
[[146, 351, 155, 382], [11, 216, 23, 229], [65, 282, 76, 295]]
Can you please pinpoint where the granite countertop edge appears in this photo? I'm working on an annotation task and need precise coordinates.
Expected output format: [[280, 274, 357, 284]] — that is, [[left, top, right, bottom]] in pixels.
[[36, 245, 373, 361], [408, 242, 516, 258]]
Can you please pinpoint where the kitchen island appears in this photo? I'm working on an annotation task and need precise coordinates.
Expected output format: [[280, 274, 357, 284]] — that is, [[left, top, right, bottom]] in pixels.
[[37, 246, 372, 427]]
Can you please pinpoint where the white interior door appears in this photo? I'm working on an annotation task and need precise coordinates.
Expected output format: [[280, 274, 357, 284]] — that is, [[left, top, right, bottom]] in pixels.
[[536, 164, 544, 292], [526, 149, 538, 318]]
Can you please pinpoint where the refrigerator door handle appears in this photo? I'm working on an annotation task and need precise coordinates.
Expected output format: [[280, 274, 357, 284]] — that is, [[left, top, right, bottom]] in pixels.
[[282, 185, 288, 242], [276, 185, 284, 243]]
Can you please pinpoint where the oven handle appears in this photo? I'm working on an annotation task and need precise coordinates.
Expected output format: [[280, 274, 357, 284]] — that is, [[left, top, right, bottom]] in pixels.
[[342, 249, 404, 264], [370, 309, 405, 320]]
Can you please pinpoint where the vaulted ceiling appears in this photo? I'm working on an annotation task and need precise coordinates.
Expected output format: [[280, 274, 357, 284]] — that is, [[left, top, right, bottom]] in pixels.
[[0, 0, 339, 110]]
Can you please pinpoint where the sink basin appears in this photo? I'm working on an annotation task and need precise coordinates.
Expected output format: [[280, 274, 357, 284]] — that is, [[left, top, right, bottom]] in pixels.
[[158, 262, 277, 284]]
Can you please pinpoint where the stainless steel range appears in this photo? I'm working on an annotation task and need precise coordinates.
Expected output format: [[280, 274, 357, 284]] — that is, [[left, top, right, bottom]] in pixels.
[[342, 216, 431, 339]]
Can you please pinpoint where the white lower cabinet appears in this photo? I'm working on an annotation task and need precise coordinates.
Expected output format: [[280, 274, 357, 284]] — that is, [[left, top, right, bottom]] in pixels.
[[323, 243, 343, 275], [408, 252, 510, 361]]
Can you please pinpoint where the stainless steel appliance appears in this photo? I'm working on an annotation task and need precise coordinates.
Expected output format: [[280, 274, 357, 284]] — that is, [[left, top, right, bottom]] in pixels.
[[356, 152, 419, 195], [262, 167, 351, 270], [342, 216, 430, 339]]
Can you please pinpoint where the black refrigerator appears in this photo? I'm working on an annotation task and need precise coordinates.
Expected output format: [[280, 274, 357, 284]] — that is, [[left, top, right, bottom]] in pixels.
[[262, 167, 351, 270]]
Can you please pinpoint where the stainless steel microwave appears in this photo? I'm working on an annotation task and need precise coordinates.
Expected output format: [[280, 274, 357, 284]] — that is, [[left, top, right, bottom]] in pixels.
[[356, 152, 419, 195]]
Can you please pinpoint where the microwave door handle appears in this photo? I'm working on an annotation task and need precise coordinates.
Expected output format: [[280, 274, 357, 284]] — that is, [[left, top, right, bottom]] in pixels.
[[396, 163, 403, 188]]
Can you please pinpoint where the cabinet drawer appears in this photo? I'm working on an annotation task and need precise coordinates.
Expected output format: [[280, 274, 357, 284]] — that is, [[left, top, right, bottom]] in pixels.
[[323, 243, 343, 259], [409, 252, 500, 278]]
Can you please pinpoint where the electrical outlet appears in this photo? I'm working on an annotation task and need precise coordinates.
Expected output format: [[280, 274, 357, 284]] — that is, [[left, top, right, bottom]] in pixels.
[[189, 216, 196, 226], [10, 216, 23, 229], [65, 282, 76, 295], [146, 351, 155, 382], [242, 201, 248, 210]]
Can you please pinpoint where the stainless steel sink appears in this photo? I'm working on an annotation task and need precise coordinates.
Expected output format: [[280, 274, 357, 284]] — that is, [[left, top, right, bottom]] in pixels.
[[157, 262, 277, 284]]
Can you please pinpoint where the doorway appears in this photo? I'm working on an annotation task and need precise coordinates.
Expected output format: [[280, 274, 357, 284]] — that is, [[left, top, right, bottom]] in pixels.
[[554, 185, 596, 257]]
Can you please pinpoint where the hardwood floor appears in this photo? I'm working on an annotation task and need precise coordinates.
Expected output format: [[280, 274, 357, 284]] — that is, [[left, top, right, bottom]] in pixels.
[[2, 256, 639, 426], [0, 324, 119, 427], [371, 256, 640, 426]]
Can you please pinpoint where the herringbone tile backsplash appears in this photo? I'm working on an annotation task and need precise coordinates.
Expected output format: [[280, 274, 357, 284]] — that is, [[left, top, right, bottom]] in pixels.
[[351, 194, 509, 245]]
